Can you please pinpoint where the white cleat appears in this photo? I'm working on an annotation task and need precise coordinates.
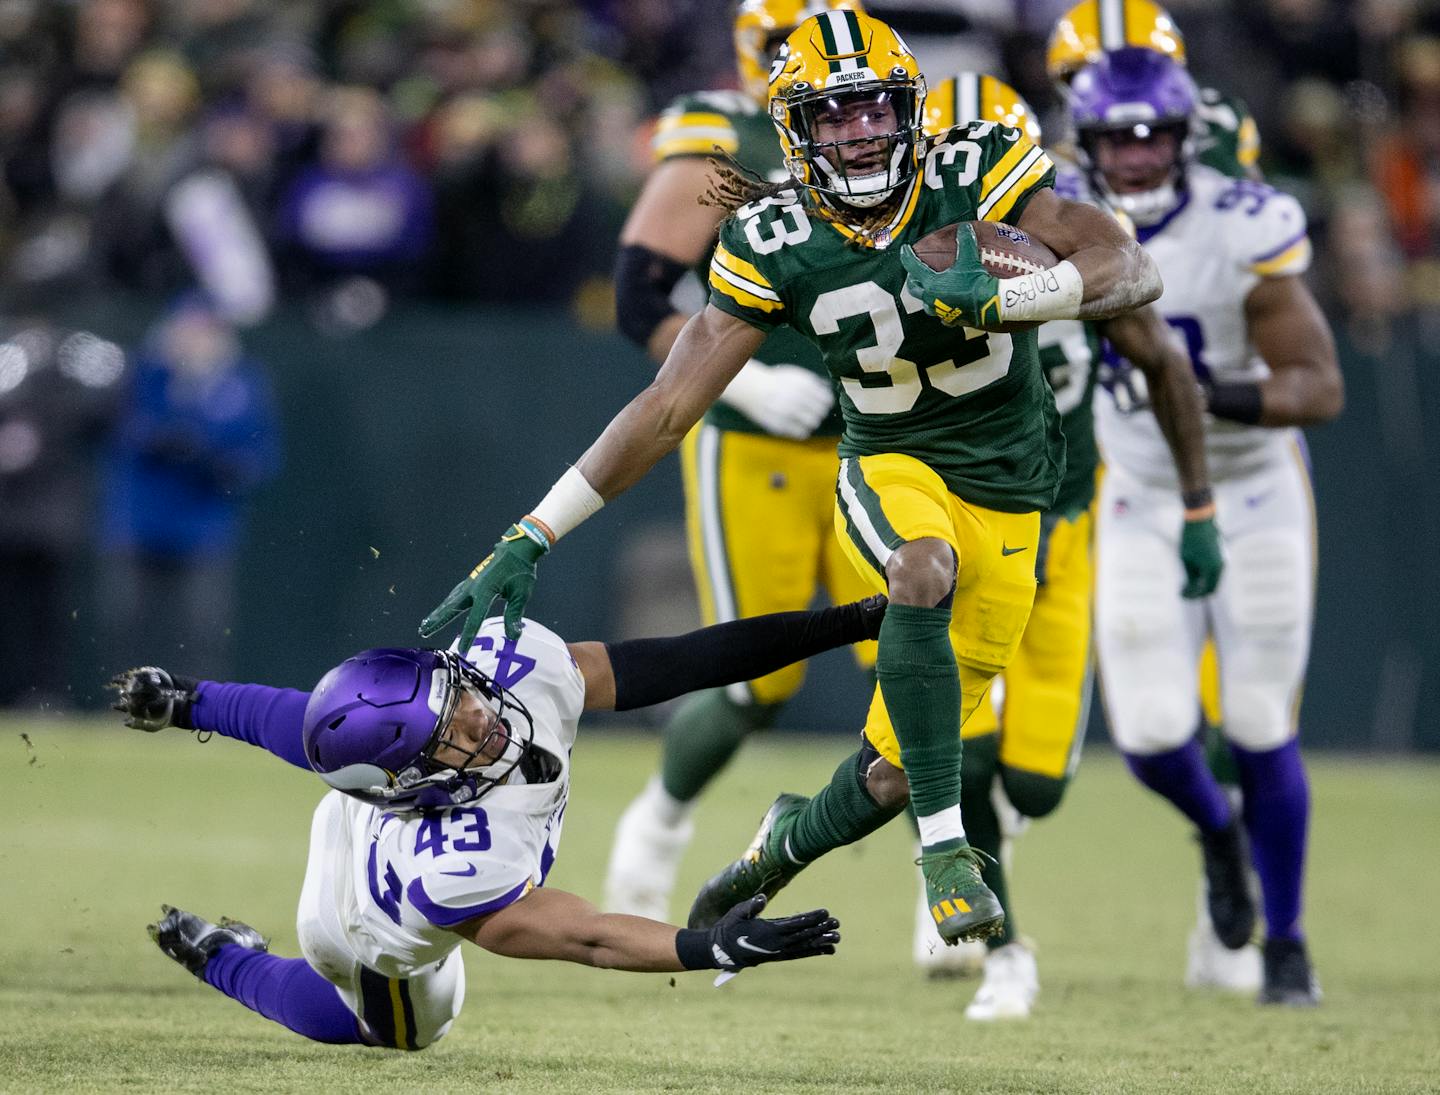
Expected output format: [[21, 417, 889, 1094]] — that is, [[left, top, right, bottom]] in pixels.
[[1186, 920, 1262, 993], [964, 942, 1039, 1021], [913, 861, 986, 977], [602, 780, 695, 921]]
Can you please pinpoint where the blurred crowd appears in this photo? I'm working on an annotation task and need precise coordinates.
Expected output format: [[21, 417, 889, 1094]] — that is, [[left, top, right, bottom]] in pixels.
[[0, 0, 1436, 331], [1, 0, 1439, 711]]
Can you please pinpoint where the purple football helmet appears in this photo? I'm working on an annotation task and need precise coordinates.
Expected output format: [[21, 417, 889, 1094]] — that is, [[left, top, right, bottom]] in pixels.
[[1069, 47, 1198, 225], [302, 648, 533, 812]]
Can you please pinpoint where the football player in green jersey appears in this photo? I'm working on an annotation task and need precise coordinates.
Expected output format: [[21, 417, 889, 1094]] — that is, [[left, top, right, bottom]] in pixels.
[[604, 0, 879, 926], [422, 9, 1178, 949], [1046, 0, 1262, 181], [909, 73, 1218, 1015]]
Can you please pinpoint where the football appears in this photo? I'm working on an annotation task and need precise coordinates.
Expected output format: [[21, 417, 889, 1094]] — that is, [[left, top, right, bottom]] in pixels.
[[909, 220, 1060, 333]]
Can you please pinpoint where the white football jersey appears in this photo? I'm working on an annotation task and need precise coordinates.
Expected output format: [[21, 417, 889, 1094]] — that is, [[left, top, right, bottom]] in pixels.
[[1094, 164, 1313, 486], [330, 617, 585, 980]]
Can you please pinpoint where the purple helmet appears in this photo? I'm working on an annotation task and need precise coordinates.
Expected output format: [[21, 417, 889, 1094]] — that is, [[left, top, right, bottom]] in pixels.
[[302, 648, 533, 812], [1069, 47, 1198, 224]]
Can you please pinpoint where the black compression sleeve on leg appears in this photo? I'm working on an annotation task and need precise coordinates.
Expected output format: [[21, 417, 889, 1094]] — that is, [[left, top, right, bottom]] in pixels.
[[614, 244, 689, 349], [608, 597, 886, 711]]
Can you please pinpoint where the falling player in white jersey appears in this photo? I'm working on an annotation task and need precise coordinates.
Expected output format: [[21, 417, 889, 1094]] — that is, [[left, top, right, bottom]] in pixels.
[[1071, 48, 1343, 1006], [108, 599, 881, 1049]]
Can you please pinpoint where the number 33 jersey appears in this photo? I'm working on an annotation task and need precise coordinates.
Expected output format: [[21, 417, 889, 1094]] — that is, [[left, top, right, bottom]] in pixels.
[[328, 618, 585, 980], [707, 121, 1066, 515], [1095, 164, 1313, 487]]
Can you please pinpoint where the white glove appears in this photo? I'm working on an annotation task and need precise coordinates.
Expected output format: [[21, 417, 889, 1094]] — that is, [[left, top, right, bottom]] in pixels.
[[719, 360, 835, 439]]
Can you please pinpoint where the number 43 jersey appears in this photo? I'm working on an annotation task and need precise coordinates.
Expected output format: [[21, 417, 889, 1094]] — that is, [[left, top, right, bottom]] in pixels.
[[332, 618, 585, 980], [708, 121, 1067, 515], [1095, 164, 1313, 487]]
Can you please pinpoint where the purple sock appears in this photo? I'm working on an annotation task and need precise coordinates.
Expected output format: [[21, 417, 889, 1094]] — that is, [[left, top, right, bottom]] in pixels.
[[1231, 739, 1310, 942], [1124, 738, 1233, 833], [193, 682, 312, 770], [203, 945, 364, 1045]]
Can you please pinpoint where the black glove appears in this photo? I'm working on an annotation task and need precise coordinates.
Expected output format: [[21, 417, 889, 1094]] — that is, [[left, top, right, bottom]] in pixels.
[[108, 667, 199, 731], [675, 894, 839, 971]]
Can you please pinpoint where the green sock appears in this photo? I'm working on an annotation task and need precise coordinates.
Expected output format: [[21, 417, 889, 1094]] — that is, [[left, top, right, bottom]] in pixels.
[[1204, 720, 1240, 787], [960, 732, 1016, 948], [659, 690, 778, 803], [783, 750, 905, 863], [875, 603, 961, 821]]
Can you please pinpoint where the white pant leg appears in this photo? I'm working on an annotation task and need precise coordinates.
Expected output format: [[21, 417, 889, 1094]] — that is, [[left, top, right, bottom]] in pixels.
[[1209, 448, 1315, 752], [1095, 467, 1209, 755], [296, 792, 465, 1049]]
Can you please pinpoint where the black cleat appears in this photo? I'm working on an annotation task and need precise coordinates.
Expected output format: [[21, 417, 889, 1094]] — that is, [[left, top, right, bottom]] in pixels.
[[147, 905, 268, 977], [1258, 937, 1321, 1007], [1198, 820, 1256, 950], [109, 667, 199, 732]]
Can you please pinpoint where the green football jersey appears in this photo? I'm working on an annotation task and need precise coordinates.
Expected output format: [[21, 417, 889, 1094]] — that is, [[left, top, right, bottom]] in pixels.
[[1195, 87, 1261, 180], [708, 121, 1066, 514], [653, 89, 842, 437]]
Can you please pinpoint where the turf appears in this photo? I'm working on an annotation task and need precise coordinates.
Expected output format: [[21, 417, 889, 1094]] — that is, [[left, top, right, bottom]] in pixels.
[[2, 719, 1437, 1093]]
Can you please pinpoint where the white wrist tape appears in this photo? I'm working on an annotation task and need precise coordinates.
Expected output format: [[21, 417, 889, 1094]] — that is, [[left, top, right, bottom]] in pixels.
[[530, 466, 605, 544], [996, 260, 1084, 323]]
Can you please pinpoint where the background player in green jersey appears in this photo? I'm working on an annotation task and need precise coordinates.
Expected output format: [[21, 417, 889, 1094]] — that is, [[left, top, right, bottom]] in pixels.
[[604, 0, 878, 926], [421, 8, 1176, 950]]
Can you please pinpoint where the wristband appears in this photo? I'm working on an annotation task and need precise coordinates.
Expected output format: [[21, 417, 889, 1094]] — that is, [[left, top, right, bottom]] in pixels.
[[675, 928, 719, 970], [1204, 381, 1263, 425], [1181, 488, 1215, 521], [516, 516, 554, 551], [530, 466, 605, 543], [996, 260, 1084, 323]]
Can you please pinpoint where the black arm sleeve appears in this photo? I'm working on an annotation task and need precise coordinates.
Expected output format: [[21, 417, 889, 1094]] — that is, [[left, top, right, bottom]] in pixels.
[[607, 596, 886, 712], [614, 243, 690, 349]]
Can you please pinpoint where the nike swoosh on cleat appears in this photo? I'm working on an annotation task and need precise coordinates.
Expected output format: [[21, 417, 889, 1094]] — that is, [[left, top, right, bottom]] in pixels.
[[1001, 543, 1027, 556], [735, 936, 779, 955]]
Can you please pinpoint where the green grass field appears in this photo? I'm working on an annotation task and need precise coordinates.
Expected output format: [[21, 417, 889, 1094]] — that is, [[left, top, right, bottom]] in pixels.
[[3, 719, 1437, 1094]]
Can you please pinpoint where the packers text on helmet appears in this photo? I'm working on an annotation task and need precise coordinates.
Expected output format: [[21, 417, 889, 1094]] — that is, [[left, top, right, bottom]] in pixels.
[[768, 9, 925, 209], [734, 0, 867, 105]]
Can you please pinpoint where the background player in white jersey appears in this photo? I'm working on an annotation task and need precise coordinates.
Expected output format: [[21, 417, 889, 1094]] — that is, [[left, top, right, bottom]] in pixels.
[[909, 73, 1219, 1017], [1072, 48, 1343, 1007], [107, 598, 883, 1049], [605, 0, 877, 925], [1046, 0, 1273, 992]]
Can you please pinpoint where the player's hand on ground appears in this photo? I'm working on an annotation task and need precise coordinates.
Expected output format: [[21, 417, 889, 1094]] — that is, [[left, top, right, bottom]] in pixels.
[[721, 361, 835, 439], [899, 230, 1001, 329], [705, 894, 840, 970], [1179, 514, 1224, 599], [420, 526, 546, 647]]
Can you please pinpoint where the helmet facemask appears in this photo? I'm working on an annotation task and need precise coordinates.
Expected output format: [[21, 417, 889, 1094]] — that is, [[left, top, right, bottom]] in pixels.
[[776, 77, 924, 209], [1078, 118, 1192, 225]]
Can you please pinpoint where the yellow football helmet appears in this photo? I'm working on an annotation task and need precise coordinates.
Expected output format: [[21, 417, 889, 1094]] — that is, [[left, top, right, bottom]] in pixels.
[[924, 72, 1042, 144], [768, 9, 925, 208], [734, 0, 867, 105], [1046, 0, 1186, 86]]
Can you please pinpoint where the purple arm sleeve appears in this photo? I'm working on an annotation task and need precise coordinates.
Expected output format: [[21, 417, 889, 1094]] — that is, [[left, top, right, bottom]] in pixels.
[[192, 681, 313, 771]]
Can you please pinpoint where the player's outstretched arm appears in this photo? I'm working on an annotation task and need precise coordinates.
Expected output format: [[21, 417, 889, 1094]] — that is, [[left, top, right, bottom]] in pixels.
[[457, 888, 839, 974], [1212, 275, 1343, 428], [1102, 308, 1224, 599], [568, 595, 887, 712], [1016, 189, 1163, 320], [421, 305, 765, 648]]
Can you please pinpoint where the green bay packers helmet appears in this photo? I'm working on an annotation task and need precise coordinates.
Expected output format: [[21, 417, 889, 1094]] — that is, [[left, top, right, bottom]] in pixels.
[[768, 8, 925, 208], [924, 72, 1042, 144], [1046, 0, 1185, 86], [734, 0, 868, 105]]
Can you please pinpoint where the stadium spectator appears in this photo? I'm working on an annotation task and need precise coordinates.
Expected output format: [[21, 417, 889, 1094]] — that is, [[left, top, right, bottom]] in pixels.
[[0, 316, 125, 710], [274, 86, 434, 296], [97, 293, 280, 680]]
